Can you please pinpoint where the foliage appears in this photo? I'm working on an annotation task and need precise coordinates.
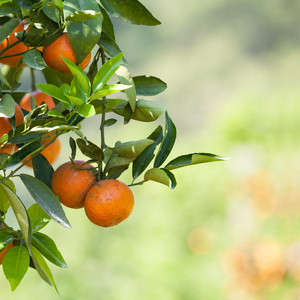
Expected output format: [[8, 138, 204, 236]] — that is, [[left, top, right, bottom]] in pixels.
[[0, 0, 226, 292]]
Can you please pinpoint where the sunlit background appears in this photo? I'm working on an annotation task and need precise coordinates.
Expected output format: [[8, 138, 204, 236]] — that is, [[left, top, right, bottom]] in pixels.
[[2, 0, 300, 299]]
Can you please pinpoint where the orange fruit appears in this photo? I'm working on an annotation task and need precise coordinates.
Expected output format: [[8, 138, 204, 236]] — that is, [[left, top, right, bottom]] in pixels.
[[51, 160, 96, 209], [0, 22, 42, 68], [20, 90, 55, 111], [43, 33, 91, 74], [0, 102, 24, 154], [84, 179, 134, 227], [25, 135, 61, 167]]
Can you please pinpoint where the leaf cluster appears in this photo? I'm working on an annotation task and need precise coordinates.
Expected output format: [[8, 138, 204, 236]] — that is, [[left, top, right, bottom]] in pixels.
[[0, 0, 228, 293]]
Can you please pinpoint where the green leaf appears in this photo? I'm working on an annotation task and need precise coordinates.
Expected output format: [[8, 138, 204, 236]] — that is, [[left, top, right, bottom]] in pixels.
[[90, 84, 132, 100], [92, 98, 126, 114], [32, 153, 55, 189], [61, 57, 90, 94], [0, 94, 15, 118], [65, 9, 101, 21], [76, 103, 96, 117], [25, 11, 63, 47], [27, 203, 51, 233], [69, 137, 76, 160], [92, 52, 123, 92], [165, 153, 230, 170], [43, 0, 63, 23], [0, 183, 31, 250], [100, 0, 161, 26], [132, 125, 163, 180], [98, 32, 127, 64], [3, 140, 43, 169], [116, 65, 136, 111], [3, 246, 30, 291], [0, 3, 21, 17], [110, 139, 154, 158], [35, 84, 72, 108], [0, 175, 15, 212], [76, 138, 104, 161], [104, 118, 117, 127], [22, 49, 45, 70], [99, 5, 115, 40], [31, 246, 59, 292], [20, 174, 71, 229], [113, 99, 167, 122], [30, 120, 78, 133], [144, 168, 176, 189], [154, 112, 176, 168], [133, 75, 167, 96], [0, 230, 15, 250], [32, 232, 67, 268], [0, 18, 19, 44], [105, 156, 134, 179], [47, 110, 65, 118], [64, 0, 102, 63]]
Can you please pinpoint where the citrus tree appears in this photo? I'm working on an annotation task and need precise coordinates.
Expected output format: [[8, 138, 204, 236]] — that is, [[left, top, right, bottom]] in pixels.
[[0, 0, 228, 293]]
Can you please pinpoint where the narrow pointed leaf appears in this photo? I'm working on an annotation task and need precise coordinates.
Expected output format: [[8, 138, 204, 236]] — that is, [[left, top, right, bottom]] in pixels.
[[0, 175, 15, 212], [35, 84, 72, 107], [0, 183, 31, 250], [89, 84, 132, 100], [99, 32, 127, 63], [32, 153, 55, 189], [92, 52, 123, 92], [154, 112, 176, 168], [31, 246, 59, 293], [20, 174, 71, 229], [3, 246, 30, 291], [0, 18, 19, 43], [32, 232, 67, 268], [116, 65, 136, 111], [61, 57, 90, 93], [110, 139, 154, 158], [144, 168, 176, 189], [165, 153, 230, 170], [132, 125, 163, 180]]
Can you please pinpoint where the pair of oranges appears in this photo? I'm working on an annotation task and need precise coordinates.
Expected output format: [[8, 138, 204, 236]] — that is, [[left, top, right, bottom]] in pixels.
[[0, 22, 91, 74], [51, 161, 135, 228]]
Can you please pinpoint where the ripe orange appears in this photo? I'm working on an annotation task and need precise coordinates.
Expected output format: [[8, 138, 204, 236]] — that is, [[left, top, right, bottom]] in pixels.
[[25, 135, 61, 167], [84, 179, 134, 227], [51, 160, 96, 209], [0, 22, 42, 68], [0, 102, 24, 154], [20, 90, 55, 111], [43, 33, 91, 74]]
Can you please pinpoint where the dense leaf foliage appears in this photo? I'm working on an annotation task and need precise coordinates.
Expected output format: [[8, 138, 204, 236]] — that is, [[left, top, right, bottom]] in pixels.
[[0, 0, 227, 292]]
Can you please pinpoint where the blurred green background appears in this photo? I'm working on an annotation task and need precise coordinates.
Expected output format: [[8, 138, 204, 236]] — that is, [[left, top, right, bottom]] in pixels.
[[2, 0, 300, 299]]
